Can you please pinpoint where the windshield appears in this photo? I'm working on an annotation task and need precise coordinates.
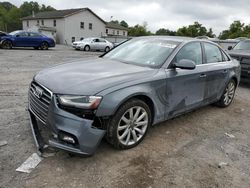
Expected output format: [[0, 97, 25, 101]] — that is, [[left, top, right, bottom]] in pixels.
[[103, 38, 179, 67], [233, 41, 250, 50], [9, 31, 21, 36]]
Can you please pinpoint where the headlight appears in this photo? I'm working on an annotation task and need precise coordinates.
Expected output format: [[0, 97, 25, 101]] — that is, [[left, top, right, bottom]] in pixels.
[[58, 95, 102, 109]]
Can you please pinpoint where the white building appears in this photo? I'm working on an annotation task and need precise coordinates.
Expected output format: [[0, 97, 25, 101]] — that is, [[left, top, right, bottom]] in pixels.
[[22, 8, 129, 44], [106, 22, 128, 37]]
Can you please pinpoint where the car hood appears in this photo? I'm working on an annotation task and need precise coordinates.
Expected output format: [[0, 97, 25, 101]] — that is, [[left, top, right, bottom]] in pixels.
[[228, 50, 250, 57], [34, 58, 157, 95]]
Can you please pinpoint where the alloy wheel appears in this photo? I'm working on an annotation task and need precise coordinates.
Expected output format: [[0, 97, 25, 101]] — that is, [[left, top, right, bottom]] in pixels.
[[40, 42, 48, 50], [223, 81, 235, 105], [117, 106, 149, 146], [3, 41, 12, 49]]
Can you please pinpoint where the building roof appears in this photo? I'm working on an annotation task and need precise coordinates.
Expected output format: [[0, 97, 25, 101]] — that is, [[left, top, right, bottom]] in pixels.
[[21, 8, 106, 24], [106, 22, 129, 31]]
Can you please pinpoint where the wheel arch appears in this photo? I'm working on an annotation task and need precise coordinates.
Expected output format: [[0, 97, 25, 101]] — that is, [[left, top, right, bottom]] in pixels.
[[118, 94, 155, 124], [231, 76, 238, 86], [97, 92, 156, 124]]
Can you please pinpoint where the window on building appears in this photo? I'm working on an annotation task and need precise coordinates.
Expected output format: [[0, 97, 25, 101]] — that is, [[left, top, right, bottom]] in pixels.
[[26, 21, 29, 27], [117, 30, 119, 35], [112, 30, 115, 35], [123, 31, 125, 36], [37, 20, 39, 25], [53, 20, 56, 27], [80, 22, 84, 29], [41, 20, 44, 25], [89, 23, 92, 30], [72, 37, 75, 43], [106, 29, 108, 34]]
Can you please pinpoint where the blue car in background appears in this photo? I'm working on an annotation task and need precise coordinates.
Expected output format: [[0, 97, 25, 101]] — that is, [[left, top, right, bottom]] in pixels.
[[0, 30, 55, 50]]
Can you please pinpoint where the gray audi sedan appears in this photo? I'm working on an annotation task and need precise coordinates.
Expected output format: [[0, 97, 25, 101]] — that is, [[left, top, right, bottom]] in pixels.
[[28, 36, 240, 155]]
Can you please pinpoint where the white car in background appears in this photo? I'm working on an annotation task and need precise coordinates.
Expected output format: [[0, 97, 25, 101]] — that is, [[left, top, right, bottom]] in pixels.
[[72, 37, 113, 52]]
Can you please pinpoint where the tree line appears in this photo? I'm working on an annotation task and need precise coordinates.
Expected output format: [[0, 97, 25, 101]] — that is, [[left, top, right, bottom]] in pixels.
[[1, 1, 250, 40], [0, 1, 55, 32]]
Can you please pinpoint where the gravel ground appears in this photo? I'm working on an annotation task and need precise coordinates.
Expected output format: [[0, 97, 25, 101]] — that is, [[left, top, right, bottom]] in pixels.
[[0, 45, 250, 188]]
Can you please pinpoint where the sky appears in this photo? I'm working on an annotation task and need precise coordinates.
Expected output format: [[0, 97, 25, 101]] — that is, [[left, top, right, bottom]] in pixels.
[[7, 0, 250, 35]]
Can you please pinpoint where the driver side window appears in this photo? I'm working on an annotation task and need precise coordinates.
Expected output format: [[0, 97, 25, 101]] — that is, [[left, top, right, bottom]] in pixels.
[[175, 42, 202, 65], [18, 32, 28, 37]]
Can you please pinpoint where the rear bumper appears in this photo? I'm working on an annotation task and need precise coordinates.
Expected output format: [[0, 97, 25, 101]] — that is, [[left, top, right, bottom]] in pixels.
[[28, 96, 106, 156]]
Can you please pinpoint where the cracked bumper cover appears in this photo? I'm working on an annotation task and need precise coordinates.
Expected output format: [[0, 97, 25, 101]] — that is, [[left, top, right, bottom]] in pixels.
[[28, 97, 106, 155]]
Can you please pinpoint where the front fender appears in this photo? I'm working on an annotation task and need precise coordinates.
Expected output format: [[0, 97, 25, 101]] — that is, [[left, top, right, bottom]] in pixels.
[[95, 80, 167, 124]]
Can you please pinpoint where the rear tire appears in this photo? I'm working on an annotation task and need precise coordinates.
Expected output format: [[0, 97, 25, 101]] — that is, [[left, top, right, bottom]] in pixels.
[[215, 79, 236, 107], [84, 45, 90, 51], [106, 99, 151, 150], [2, 40, 12, 49], [40, 42, 49, 50]]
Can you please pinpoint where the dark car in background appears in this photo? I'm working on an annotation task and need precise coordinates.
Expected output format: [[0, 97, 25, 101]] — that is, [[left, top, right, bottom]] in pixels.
[[0, 30, 55, 50], [29, 36, 240, 156], [228, 40, 250, 83]]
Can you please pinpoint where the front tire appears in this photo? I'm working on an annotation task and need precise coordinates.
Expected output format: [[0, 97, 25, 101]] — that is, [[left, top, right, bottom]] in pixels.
[[106, 99, 151, 149], [84, 45, 90, 51], [105, 46, 110, 52], [2, 40, 12, 49], [215, 79, 236, 107], [40, 42, 49, 50]]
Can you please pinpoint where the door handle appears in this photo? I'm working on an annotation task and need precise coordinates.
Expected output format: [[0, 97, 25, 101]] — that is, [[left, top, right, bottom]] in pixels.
[[200, 73, 207, 78], [222, 69, 228, 73]]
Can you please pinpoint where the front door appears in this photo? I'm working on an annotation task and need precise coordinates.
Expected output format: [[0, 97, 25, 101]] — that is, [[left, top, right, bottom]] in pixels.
[[14, 32, 29, 47], [164, 42, 206, 118]]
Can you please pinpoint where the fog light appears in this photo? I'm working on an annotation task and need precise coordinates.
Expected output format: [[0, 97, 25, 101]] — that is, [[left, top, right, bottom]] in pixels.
[[62, 135, 75, 144]]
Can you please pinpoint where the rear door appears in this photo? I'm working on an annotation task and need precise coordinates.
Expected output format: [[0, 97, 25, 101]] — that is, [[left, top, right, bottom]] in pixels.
[[28, 32, 42, 47], [201, 42, 231, 101], [98, 39, 107, 50], [164, 42, 207, 118], [91, 38, 100, 50]]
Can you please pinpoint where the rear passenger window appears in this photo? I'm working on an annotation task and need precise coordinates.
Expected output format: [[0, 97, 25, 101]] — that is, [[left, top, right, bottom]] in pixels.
[[175, 42, 202, 65], [204, 43, 222, 63]]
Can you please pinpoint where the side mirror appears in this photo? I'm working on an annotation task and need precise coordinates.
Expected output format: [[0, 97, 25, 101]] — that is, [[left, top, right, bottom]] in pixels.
[[228, 46, 233, 50], [173, 59, 196, 70]]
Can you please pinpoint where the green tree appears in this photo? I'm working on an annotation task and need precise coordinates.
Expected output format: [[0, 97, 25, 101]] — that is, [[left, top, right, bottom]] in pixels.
[[207, 28, 215, 38], [40, 4, 56, 12], [120, 20, 128, 28], [19, 1, 40, 17], [0, 1, 56, 32], [155, 28, 176, 36], [128, 22, 152, 36], [6, 7, 22, 31], [0, 1, 16, 11], [0, 5, 8, 31], [219, 21, 245, 39], [176, 22, 208, 37]]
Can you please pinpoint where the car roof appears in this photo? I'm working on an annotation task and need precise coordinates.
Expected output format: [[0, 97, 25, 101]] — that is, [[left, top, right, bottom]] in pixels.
[[137, 36, 198, 43]]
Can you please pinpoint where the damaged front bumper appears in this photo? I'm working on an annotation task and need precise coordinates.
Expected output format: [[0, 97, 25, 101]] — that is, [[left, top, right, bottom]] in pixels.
[[28, 96, 106, 156]]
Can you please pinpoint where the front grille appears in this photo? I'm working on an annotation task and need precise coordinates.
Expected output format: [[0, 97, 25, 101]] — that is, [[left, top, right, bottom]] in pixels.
[[29, 82, 52, 123]]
